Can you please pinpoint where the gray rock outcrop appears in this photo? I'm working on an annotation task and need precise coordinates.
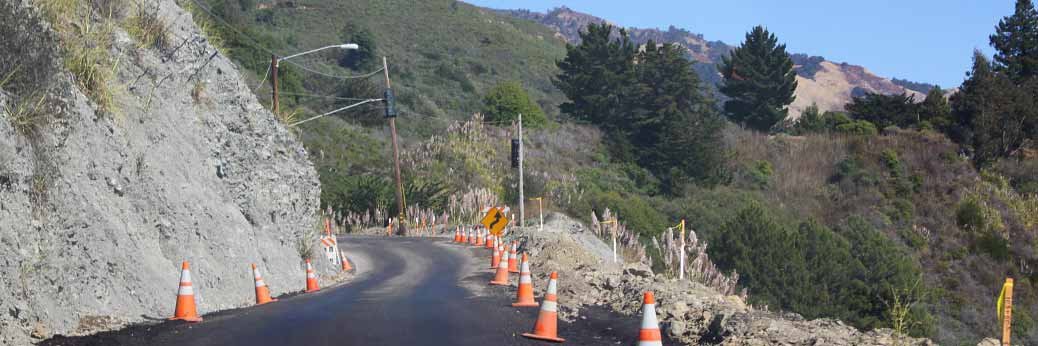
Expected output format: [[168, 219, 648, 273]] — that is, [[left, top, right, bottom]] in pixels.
[[0, 0, 322, 343]]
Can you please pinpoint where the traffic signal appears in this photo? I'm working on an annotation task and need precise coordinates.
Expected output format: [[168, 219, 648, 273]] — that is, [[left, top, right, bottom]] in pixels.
[[383, 88, 397, 118], [511, 139, 520, 168]]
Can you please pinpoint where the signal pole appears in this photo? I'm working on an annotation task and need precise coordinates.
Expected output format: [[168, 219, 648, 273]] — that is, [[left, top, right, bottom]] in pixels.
[[383, 56, 406, 234], [517, 113, 525, 229]]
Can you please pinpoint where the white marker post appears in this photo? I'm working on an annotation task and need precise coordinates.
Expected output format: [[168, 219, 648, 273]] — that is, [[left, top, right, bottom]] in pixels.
[[678, 219, 686, 280]]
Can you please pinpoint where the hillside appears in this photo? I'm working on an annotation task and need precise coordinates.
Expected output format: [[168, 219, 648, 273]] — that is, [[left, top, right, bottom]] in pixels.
[[499, 6, 927, 118], [185, 0, 1036, 345], [0, 0, 323, 343]]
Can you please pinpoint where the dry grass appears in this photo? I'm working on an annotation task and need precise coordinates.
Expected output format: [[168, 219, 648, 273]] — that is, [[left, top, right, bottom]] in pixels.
[[190, 79, 207, 104], [295, 218, 320, 261], [276, 108, 301, 126], [35, 0, 121, 115], [4, 94, 49, 135], [126, 0, 169, 50]]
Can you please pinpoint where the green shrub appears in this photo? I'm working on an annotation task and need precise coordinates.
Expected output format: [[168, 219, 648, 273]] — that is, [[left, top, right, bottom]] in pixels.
[[974, 231, 1010, 262], [955, 193, 1003, 234], [880, 149, 902, 174], [835, 120, 879, 136], [710, 207, 931, 336], [481, 80, 547, 127], [887, 198, 915, 224], [745, 160, 773, 189]]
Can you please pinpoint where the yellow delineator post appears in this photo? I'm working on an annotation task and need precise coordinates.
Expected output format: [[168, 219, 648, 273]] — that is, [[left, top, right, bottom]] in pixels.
[[998, 278, 1014, 346]]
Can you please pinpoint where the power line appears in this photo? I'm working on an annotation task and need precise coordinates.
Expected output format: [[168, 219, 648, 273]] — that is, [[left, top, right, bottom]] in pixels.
[[277, 91, 377, 101], [281, 61, 386, 81]]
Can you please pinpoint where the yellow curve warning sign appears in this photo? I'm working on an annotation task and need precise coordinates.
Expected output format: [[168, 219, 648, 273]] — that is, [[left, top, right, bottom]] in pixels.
[[481, 207, 509, 236]]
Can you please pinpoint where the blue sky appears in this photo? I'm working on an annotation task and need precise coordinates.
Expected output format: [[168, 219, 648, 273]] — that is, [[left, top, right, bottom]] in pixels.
[[467, 0, 1015, 88]]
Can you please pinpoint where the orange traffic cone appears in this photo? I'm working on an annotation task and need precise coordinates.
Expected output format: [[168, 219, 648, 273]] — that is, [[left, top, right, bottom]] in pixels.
[[252, 264, 278, 305], [491, 244, 503, 269], [340, 250, 353, 271], [512, 254, 538, 307], [454, 228, 461, 243], [637, 291, 663, 346], [508, 242, 519, 273], [461, 229, 469, 244], [170, 261, 202, 322], [477, 230, 486, 247], [489, 247, 510, 285], [472, 230, 479, 246], [485, 233, 496, 249], [304, 259, 320, 293], [522, 271, 564, 342]]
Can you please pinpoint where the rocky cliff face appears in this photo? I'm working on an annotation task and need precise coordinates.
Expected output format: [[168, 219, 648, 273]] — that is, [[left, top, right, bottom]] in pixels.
[[499, 6, 926, 118], [0, 0, 322, 343]]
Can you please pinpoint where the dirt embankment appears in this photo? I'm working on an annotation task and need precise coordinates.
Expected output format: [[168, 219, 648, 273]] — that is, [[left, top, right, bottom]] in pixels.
[[0, 0, 324, 343]]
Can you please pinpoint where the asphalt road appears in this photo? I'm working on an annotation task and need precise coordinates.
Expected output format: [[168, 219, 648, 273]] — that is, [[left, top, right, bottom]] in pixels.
[[44, 236, 661, 345]]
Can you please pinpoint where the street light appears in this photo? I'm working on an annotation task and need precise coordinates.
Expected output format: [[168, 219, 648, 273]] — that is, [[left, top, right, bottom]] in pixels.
[[271, 43, 360, 114], [278, 43, 359, 62]]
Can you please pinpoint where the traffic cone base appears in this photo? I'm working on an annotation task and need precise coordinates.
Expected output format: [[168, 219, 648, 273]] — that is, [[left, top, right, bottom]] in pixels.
[[522, 332, 565, 343], [170, 261, 203, 322]]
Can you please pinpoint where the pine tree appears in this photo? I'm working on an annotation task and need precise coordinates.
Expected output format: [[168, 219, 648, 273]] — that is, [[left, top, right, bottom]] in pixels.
[[628, 41, 725, 189], [950, 51, 1032, 166], [719, 26, 798, 132], [990, 0, 1038, 82], [845, 92, 918, 129], [554, 23, 636, 133], [791, 104, 825, 135], [918, 86, 951, 130], [338, 23, 378, 71]]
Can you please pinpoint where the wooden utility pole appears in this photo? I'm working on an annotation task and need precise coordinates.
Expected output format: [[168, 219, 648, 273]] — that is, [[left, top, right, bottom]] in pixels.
[[517, 113, 525, 229], [383, 56, 406, 234], [271, 54, 280, 114]]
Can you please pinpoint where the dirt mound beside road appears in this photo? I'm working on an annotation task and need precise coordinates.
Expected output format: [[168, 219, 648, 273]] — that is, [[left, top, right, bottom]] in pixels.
[[509, 213, 935, 345]]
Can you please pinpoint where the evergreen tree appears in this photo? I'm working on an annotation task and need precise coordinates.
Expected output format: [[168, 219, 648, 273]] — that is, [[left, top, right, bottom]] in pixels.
[[338, 23, 378, 71], [481, 80, 547, 127], [951, 51, 1034, 166], [990, 0, 1038, 82], [845, 92, 919, 129], [918, 86, 951, 130], [554, 23, 636, 133], [712, 202, 807, 309], [791, 104, 825, 135], [719, 26, 798, 132], [628, 41, 725, 188]]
